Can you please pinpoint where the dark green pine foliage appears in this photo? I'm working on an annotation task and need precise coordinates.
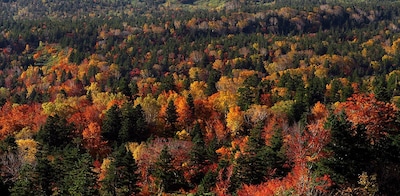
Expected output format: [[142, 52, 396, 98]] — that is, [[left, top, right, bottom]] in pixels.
[[119, 102, 136, 144], [102, 145, 140, 196], [316, 113, 370, 186], [237, 74, 261, 111], [197, 170, 217, 195], [316, 113, 400, 195], [102, 104, 122, 145], [237, 87, 255, 111], [34, 150, 57, 196], [231, 123, 288, 192], [58, 147, 99, 196], [189, 123, 207, 184], [36, 115, 74, 150], [158, 74, 175, 94], [165, 100, 178, 137], [134, 105, 147, 142], [269, 127, 289, 178], [205, 69, 220, 96], [306, 74, 326, 106], [373, 75, 390, 102], [119, 103, 148, 144], [186, 93, 195, 115], [152, 146, 186, 193], [190, 123, 207, 165], [231, 123, 271, 191], [9, 165, 35, 196]]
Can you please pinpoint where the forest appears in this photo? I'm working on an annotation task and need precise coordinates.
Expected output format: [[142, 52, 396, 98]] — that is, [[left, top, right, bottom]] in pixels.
[[0, 0, 400, 195]]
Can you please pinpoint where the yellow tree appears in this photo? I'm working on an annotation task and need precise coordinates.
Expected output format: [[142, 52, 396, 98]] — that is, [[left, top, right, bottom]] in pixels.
[[226, 106, 244, 137]]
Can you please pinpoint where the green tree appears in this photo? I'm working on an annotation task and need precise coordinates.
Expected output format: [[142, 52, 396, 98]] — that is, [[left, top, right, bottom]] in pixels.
[[373, 75, 390, 102], [165, 100, 178, 137], [102, 104, 122, 145], [119, 102, 136, 144], [9, 165, 35, 196], [36, 115, 74, 150], [58, 147, 99, 196], [230, 123, 273, 192], [34, 150, 56, 196], [152, 146, 186, 193], [102, 145, 140, 196], [189, 123, 207, 184]]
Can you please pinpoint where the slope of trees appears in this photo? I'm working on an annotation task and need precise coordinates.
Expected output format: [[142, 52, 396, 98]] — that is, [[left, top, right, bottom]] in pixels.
[[0, 0, 400, 195]]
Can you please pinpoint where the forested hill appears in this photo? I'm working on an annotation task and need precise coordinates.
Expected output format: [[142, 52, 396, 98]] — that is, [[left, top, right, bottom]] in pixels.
[[0, 0, 400, 195]]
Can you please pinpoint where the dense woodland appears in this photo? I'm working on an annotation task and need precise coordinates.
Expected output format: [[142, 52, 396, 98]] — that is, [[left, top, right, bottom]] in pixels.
[[0, 0, 400, 195]]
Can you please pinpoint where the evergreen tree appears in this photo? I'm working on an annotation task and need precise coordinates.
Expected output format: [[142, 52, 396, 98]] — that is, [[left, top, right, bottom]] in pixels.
[[101, 145, 140, 196], [58, 147, 99, 196], [34, 150, 56, 195], [102, 104, 122, 145], [317, 113, 371, 186], [152, 146, 186, 193], [9, 165, 35, 196], [36, 115, 74, 150], [373, 75, 390, 102], [119, 102, 136, 144], [231, 123, 269, 189], [189, 123, 207, 184], [165, 100, 178, 137], [205, 70, 220, 96], [186, 93, 195, 115], [190, 123, 207, 165], [237, 87, 255, 111], [134, 104, 148, 142], [158, 74, 175, 93]]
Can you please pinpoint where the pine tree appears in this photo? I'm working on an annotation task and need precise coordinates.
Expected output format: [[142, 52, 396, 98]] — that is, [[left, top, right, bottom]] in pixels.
[[34, 150, 56, 195], [102, 104, 122, 145], [232, 123, 270, 189], [152, 146, 186, 193], [186, 93, 195, 114], [189, 123, 207, 184], [134, 104, 147, 142], [36, 115, 74, 150], [9, 165, 35, 196], [58, 147, 99, 196], [119, 102, 136, 144], [101, 145, 139, 196], [165, 100, 178, 137]]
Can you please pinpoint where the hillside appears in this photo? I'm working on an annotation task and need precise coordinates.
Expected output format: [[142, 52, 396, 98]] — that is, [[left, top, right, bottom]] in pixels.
[[0, 0, 400, 195]]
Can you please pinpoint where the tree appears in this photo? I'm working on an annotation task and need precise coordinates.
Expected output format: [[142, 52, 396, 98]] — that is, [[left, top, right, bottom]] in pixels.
[[36, 115, 74, 150], [9, 164, 35, 196], [119, 102, 136, 144], [226, 106, 244, 136], [58, 147, 99, 196], [317, 113, 371, 187], [152, 146, 186, 193], [373, 75, 390, 102], [34, 150, 57, 195], [189, 123, 208, 184], [102, 145, 140, 196], [101, 104, 122, 145], [165, 100, 178, 137], [231, 123, 272, 191]]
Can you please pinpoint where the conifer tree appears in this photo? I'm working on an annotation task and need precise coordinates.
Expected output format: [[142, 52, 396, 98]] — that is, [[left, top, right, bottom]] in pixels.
[[102, 104, 122, 145], [152, 146, 186, 193], [232, 123, 269, 188], [58, 147, 99, 196], [36, 115, 73, 150], [9, 165, 35, 196], [119, 102, 136, 144], [165, 100, 178, 137], [102, 145, 140, 196]]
